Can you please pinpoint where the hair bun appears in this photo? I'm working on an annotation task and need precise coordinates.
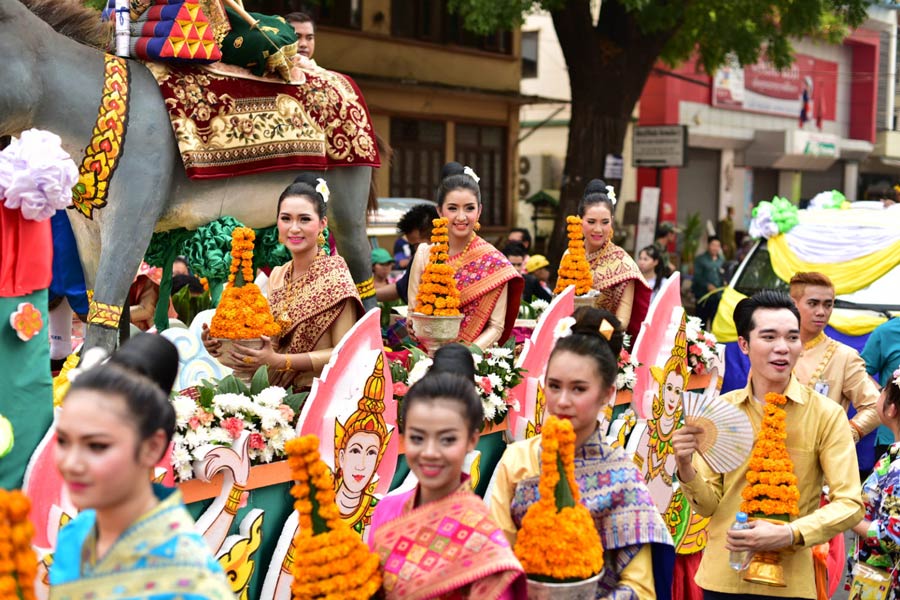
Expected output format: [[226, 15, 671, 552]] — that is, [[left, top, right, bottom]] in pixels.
[[571, 306, 624, 356], [431, 343, 476, 381], [440, 161, 465, 180], [583, 179, 609, 199], [292, 173, 320, 187], [109, 333, 180, 396]]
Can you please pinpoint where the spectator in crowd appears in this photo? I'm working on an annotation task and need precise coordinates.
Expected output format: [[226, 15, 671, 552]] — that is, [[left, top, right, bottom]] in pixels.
[[371, 247, 394, 290], [862, 316, 900, 457], [654, 222, 679, 273], [717, 206, 736, 260], [637, 245, 668, 304], [691, 236, 724, 328], [673, 290, 864, 599], [506, 228, 531, 273], [377, 204, 439, 303], [502, 243, 550, 303], [172, 256, 191, 277], [525, 254, 552, 299]]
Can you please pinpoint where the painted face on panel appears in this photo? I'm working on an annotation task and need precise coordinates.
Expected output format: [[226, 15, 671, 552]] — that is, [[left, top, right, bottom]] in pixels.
[[663, 371, 684, 415], [544, 350, 614, 444], [793, 285, 834, 339], [278, 195, 325, 255], [581, 204, 613, 254], [55, 390, 157, 511], [440, 189, 481, 244], [338, 431, 381, 494], [404, 399, 477, 504], [738, 308, 802, 392]]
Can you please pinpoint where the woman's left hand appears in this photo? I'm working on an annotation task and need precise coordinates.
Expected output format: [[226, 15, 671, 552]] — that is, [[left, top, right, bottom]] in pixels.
[[229, 336, 280, 373]]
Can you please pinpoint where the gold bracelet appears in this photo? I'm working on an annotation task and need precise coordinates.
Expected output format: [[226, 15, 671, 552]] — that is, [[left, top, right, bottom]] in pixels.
[[278, 355, 292, 372]]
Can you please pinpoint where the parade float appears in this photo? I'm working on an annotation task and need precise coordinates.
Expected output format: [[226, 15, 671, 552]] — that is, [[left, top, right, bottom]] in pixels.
[[0, 4, 758, 600]]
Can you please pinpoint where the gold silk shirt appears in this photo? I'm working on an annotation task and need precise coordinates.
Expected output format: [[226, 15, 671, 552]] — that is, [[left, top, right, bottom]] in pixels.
[[793, 333, 880, 441], [678, 376, 864, 598]]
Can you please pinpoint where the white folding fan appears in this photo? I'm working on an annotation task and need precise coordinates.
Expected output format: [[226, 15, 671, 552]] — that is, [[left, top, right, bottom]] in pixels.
[[681, 373, 753, 473]]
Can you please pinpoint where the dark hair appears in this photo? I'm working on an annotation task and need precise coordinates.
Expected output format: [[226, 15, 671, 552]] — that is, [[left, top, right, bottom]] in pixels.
[[639, 245, 667, 292], [69, 334, 179, 452], [399, 372, 483, 435], [707, 236, 721, 245], [733, 290, 801, 341], [285, 11, 315, 30], [171, 274, 204, 295], [436, 162, 481, 207], [277, 174, 327, 218], [502, 242, 527, 259], [397, 203, 439, 236], [549, 307, 623, 390], [884, 377, 900, 413], [431, 343, 476, 381], [578, 179, 615, 217], [508, 227, 532, 248]]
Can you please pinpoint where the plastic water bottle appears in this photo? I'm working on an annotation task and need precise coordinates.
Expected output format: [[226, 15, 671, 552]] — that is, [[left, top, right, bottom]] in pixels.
[[729, 512, 751, 571]]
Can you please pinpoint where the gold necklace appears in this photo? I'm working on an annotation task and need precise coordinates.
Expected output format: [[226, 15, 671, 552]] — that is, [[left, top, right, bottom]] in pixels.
[[448, 234, 477, 269]]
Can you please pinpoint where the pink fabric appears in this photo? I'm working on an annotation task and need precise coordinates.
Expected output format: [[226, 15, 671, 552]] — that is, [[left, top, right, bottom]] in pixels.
[[367, 488, 414, 551]]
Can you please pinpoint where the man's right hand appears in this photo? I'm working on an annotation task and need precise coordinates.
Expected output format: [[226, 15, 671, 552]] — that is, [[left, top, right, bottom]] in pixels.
[[672, 425, 705, 483]]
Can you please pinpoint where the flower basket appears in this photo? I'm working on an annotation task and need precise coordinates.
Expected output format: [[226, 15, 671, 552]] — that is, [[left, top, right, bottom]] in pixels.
[[743, 548, 787, 587], [410, 313, 463, 356], [209, 337, 263, 381], [525, 573, 601, 600], [572, 294, 598, 309]]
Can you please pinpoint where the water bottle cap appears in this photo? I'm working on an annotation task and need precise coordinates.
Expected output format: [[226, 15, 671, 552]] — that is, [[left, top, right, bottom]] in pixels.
[[736, 512, 748, 523]]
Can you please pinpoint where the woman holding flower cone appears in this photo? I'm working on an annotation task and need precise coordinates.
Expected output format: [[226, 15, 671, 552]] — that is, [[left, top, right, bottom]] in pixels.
[[407, 162, 523, 350], [368, 370, 526, 599], [673, 291, 863, 599], [203, 175, 362, 389], [580, 179, 650, 341], [490, 307, 674, 598]]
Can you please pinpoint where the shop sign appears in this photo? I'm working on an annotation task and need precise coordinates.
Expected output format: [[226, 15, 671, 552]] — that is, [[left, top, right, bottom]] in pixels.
[[633, 126, 686, 168]]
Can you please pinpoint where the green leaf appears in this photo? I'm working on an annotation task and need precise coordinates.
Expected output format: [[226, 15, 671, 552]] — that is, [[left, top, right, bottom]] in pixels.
[[250, 365, 271, 396], [309, 476, 330, 535], [217, 375, 249, 396], [554, 452, 576, 510], [283, 392, 309, 414], [199, 386, 215, 410]]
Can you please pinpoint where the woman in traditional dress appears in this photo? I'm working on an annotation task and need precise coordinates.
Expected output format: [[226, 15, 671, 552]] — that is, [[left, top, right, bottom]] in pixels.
[[490, 307, 674, 599], [368, 362, 526, 599], [407, 162, 523, 349], [849, 366, 900, 596], [203, 175, 363, 389], [580, 179, 651, 341], [50, 334, 235, 599]]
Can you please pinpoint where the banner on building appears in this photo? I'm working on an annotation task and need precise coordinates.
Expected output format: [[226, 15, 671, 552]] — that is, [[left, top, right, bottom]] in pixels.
[[712, 54, 837, 124]]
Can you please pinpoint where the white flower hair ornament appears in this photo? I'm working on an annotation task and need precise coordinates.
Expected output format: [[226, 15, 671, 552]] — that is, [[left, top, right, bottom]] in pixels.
[[553, 317, 576, 341], [605, 185, 617, 206], [893, 366, 900, 389], [463, 166, 480, 184], [315, 178, 330, 204]]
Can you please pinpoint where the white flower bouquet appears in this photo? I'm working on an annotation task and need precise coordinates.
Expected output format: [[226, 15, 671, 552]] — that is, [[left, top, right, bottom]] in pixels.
[[169, 368, 305, 481], [473, 340, 524, 427], [685, 316, 721, 376]]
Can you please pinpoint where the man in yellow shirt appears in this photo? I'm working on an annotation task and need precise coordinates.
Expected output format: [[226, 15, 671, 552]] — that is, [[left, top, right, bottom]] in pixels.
[[673, 290, 863, 599], [789, 272, 879, 443]]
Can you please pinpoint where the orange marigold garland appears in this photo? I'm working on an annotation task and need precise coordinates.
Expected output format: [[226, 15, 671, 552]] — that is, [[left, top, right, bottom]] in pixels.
[[209, 227, 281, 339], [740, 393, 800, 519], [413, 217, 462, 317], [0, 490, 37, 600], [513, 416, 604, 582], [286, 435, 382, 600], [553, 216, 593, 296]]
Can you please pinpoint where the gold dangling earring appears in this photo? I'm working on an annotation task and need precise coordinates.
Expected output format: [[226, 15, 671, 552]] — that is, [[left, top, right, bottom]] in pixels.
[[474, 222, 481, 232], [317, 232, 326, 247]]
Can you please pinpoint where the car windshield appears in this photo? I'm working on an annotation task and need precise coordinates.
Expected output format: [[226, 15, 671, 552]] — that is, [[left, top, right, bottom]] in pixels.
[[731, 241, 788, 297]]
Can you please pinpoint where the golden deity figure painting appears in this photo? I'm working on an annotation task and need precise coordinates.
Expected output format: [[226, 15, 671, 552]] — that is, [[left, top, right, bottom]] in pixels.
[[333, 352, 392, 538], [634, 312, 688, 513]]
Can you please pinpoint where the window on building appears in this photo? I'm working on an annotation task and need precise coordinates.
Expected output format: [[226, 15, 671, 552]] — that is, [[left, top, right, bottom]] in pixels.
[[455, 123, 508, 228], [243, 0, 362, 30], [389, 119, 446, 200], [521, 30, 538, 78], [391, 0, 511, 55]]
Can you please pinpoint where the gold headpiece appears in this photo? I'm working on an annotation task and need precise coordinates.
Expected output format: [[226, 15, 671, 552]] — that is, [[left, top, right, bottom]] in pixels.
[[598, 319, 615, 341], [334, 352, 392, 473]]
